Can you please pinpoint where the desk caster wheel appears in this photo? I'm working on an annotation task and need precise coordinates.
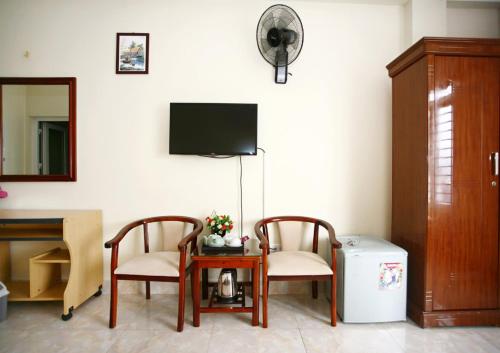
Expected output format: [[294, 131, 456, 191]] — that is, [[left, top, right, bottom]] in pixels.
[[61, 307, 74, 321], [94, 286, 103, 297]]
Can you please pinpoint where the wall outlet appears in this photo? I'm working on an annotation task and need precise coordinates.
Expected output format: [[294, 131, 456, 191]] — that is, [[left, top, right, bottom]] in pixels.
[[269, 244, 281, 252]]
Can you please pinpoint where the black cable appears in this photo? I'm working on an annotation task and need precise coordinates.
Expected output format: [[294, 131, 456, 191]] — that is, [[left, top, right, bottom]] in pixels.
[[239, 155, 243, 236], [198, 151, 263, 237]]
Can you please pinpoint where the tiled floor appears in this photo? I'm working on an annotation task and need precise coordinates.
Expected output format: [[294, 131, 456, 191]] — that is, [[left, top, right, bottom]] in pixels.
[[1, 294, 499, 353]]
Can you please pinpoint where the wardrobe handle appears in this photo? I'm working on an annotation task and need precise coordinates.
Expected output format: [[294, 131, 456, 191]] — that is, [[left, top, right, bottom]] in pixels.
[[490, 152, 499, 176]]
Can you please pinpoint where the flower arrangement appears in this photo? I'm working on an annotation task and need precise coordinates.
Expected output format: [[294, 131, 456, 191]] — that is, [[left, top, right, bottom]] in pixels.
[[206, 213, 233, 236]]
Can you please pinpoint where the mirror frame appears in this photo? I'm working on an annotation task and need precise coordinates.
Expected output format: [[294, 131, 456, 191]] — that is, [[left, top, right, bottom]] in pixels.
[[0, 77, 77, 181]]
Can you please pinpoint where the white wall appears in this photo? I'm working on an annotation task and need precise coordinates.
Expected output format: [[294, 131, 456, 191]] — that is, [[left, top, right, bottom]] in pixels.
[[2, 86, 26, 174], [402, 0, 500, 48], [0, 0, 404, 285], [26, 85, 68, 117], [407, 0, 448, 42], [447, 3, 500, 37]]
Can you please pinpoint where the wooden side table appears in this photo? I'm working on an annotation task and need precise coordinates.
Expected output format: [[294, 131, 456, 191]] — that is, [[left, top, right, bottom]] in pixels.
[[191, 250, 260, 327]]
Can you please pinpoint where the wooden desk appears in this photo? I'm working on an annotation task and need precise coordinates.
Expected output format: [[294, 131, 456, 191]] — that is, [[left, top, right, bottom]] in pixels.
[[191, 250, 260, 327], [0, 210, 102, 320]]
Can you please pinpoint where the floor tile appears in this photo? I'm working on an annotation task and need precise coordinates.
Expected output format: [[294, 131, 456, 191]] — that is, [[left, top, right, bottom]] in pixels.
[[301, 325, 405, 353], [208, 328, 306, 353], [385, 322, 500, 353], [108, 329, 211, 353], [0, 329, 117, 353], [1, 293, 499, 353]]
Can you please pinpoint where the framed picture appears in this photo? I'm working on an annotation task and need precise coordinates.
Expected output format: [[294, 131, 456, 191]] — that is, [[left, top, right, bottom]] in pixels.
[[116, 33, 149, 74]]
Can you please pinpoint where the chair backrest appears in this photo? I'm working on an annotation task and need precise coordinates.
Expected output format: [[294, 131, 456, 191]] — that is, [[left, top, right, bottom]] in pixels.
[[268, 221, 313, 251], [138, 216, 201, 256], [256, 216, 325, 254], [158, 221, 192, 251]]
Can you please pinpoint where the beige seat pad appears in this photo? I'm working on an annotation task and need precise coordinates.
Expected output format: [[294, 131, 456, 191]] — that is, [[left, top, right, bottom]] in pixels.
[[115, 251, 184, 277], [267, 251, 333, 276]]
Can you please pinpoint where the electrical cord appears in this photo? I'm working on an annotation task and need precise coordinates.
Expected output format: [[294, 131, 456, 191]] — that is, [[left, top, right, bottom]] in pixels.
[[239, 155, 243, 236], [258, 147, 266, 220], [198, 150, 266, 236]]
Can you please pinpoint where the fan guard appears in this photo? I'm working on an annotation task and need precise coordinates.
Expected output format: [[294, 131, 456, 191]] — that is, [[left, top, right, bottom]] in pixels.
[[256, 4, 304, 83]]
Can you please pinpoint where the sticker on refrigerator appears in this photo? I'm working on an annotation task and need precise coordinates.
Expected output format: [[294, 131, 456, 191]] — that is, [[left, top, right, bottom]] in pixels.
[[379, 262, 403, 290]]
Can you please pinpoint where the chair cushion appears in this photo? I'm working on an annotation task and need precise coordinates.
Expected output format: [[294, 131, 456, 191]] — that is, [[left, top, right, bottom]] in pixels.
[[267, 251, 333, 276], [115, 251, 185, 277]]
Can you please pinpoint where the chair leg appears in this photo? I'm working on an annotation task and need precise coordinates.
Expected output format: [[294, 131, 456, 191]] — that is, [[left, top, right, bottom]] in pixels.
[[109, 275, 118, 328], [330, 274, 336, 326], [190, 271, 195, 305], [192, 263, 201, 327], [262, 274, 268, 328], [177, 276, 186, 332], [312, 280, 318, 299], [145, 281, 151, 300]]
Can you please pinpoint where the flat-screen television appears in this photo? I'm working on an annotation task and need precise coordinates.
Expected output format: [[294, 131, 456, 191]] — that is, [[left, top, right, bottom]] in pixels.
[[169, 103, 257, 155]]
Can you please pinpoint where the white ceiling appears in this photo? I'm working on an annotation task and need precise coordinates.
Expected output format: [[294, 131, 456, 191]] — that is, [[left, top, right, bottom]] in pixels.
[[287, 0, 500, 6], [286, 0, 407, 4]]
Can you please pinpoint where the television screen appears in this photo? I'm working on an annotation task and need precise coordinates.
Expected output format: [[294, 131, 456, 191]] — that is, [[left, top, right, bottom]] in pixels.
[[169, 103, 257, 155]]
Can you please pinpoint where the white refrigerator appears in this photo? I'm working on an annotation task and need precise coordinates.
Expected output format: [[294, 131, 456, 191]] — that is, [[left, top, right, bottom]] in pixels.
[[326, 235, 407, 323]]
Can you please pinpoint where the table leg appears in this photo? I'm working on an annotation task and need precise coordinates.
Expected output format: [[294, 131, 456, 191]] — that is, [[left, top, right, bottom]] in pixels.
[[202, 268, 208, 300], [250, 269, 253, 301], [193, 262, 201, 327], [252, 260, 260, 326], [242, 281, 246, 307]]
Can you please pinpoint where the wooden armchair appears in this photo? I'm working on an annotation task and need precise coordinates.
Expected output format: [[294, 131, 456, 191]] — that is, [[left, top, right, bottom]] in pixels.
[[104, 216, 202, 332], [255, 216, 342, 328]]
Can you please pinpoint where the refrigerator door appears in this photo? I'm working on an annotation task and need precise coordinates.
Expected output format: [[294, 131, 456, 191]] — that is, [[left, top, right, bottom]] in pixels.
[[343, 252, 407, 322], [329, 235, 407, 323]]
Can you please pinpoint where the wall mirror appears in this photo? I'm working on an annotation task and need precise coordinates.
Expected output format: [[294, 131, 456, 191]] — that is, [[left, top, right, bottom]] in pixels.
[[0, 77, 76, 181]]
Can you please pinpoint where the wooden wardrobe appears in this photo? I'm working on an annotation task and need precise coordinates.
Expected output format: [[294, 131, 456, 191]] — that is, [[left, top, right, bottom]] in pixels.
[[387, 37, 500, 328]]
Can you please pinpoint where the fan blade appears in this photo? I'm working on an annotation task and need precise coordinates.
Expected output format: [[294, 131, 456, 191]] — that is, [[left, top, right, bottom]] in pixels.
[[261, 21, 274, 33], [260, 38, 272, 54], [264, 50, 278, 64], [277, 13, 295, 29], [272, 13, 280, 28], [261, 12, 276, 31], [264, 46, 278, 57], [288, 51, 297, 62]]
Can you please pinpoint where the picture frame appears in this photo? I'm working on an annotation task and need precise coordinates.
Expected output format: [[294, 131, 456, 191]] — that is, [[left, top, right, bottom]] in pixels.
[[116, 33, 149, 74]]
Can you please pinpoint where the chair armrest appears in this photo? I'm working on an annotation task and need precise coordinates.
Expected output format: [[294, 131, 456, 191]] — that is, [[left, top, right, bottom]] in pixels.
[[177, 219, 203, 251], [104, 220, 144, 248], [254, 222, 269, 251], [317, 219, 342, 249]]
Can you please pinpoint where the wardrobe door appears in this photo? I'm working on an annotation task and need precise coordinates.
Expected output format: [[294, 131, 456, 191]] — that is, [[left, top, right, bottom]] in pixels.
[[430, 56, 499, 311]]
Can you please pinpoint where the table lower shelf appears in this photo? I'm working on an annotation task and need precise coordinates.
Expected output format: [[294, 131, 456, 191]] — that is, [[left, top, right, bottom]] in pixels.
[[5, 281, 66, 301]]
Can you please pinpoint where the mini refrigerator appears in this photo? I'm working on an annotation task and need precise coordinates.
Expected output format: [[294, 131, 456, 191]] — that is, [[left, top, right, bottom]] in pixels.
[[326, 235, 407, 323]]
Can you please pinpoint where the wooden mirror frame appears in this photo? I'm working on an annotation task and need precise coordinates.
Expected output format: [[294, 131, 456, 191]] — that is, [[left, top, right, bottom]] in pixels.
[[0, 77, 77, 181]]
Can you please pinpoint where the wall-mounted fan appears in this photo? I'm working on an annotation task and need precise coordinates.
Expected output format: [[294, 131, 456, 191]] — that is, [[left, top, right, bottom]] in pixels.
[[256, 4, 304, 84]]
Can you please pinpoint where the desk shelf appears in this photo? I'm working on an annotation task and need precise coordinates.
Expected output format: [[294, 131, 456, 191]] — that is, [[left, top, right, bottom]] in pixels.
[[33, 248, 70, 264], [6, 281, 67, 301], [0, 222, 63, 241]]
